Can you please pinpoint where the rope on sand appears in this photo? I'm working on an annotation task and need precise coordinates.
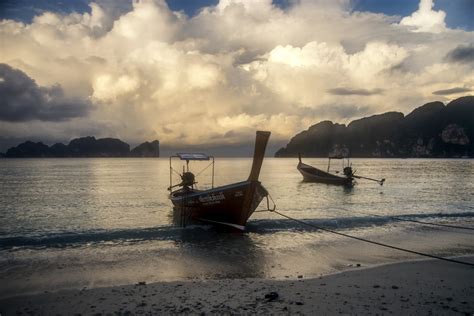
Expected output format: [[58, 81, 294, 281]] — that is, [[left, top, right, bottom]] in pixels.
[[265, 206, 474, 267]]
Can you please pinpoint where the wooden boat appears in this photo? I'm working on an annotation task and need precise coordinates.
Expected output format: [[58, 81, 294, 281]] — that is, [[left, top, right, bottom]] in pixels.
[[297, 153, 385, 186], [297, 153, 354, 186], [168, 131, 272, 231]]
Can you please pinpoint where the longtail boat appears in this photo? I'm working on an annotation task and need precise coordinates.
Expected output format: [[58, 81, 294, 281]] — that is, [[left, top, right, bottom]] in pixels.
[[297, 153, 385, 186], [297, 153, 354, 186], [168, 131, 273, 230]]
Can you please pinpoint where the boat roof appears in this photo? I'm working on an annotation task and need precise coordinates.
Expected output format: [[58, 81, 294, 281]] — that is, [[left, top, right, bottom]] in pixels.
[[176, 153, 211, 160]]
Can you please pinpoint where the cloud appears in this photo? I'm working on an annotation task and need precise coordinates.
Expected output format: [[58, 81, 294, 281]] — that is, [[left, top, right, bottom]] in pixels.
[[400, 0, 446, 33], [328, 88, 384, 96], [445, 44, 474, 64], [298, 104, 372, 120], [432, 87, 472, 95], [0, 64, 92, 122], [0, 0, 472, 148]]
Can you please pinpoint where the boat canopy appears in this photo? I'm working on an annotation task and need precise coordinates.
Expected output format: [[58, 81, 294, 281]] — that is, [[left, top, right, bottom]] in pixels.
[[176, 153, 211, 161]]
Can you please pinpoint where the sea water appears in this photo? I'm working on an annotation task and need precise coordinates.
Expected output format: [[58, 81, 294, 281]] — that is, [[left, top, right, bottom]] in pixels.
[[0, 158, 473, 298]]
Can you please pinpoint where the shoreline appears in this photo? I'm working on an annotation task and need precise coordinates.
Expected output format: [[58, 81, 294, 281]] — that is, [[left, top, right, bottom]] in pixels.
[[2, 220, 472, 302], [2, 256, 473, 315]]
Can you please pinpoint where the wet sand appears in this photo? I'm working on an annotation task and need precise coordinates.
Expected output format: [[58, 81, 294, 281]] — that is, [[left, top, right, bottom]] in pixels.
[[1, 256, 473, 315]]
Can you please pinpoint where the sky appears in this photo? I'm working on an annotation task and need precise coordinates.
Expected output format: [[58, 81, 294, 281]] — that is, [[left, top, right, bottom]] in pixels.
[[0, 0, 473, 153]]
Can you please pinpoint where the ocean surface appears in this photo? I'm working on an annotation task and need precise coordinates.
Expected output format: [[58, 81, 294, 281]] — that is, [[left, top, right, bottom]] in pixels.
[[0, 158, 473, 298]]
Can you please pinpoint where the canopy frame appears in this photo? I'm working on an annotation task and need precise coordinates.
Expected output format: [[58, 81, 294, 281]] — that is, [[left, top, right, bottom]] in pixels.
[[327, 156, 351, 173], [169, 153, 215, 190]]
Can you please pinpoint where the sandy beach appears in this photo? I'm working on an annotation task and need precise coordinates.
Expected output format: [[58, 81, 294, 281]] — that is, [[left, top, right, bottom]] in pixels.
[[1, 256, 473, 315]]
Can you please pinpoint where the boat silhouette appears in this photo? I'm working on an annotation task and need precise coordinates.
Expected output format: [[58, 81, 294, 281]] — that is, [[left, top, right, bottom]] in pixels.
[[297, 153, 385, 186], [169, 131, 273, 230]]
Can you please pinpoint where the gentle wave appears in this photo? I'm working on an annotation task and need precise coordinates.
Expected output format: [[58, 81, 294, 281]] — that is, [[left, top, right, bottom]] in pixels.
[[1, 212, 472, 250], [0, 226, 186, 250], [247, 211, 474, 232]]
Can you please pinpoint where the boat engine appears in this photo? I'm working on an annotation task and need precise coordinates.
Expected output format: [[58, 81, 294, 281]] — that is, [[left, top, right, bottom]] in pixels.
[[343, 166, 354, 178], [180, 171, 196, 187]]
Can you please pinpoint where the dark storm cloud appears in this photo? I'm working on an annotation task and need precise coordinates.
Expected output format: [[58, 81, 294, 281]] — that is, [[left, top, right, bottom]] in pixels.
[[0, 63, 91, 122], [327, 87, 384, 96], [445, 44, 474, 64], [432, 87, 472, 95], [232, 50, 266, 66]]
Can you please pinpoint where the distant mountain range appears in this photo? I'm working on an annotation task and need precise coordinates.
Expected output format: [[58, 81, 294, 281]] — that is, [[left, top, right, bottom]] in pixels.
[[275, 96, 473, 158], [1, 137, 160, 158], [2, 96, 472, 159]]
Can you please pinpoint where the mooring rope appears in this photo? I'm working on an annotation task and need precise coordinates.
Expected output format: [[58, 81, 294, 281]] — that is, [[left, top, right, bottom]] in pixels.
[[378, 215, 474, 231], [265, 205, 474, 267], [327, 207, 474, 232]]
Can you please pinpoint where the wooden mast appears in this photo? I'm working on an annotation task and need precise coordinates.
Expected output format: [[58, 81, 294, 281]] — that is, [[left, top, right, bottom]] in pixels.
[[248, 131, 271, 182], [237, 131, 271, 227]]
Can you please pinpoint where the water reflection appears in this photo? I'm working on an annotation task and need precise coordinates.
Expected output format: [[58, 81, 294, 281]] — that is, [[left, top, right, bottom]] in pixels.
[[173, 229, 267, 279]]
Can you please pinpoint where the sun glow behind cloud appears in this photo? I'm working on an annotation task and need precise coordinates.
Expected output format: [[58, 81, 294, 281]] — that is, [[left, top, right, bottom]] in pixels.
[[0, 0, 472, 149]]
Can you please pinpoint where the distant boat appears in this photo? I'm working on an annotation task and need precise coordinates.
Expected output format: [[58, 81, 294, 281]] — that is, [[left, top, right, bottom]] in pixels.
[[297, 153, 385, 186], [297, 153, 354, 186], [168, 131, 273, 231]]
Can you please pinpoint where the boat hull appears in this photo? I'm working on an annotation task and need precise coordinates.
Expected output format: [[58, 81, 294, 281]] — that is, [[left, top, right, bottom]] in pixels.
[[297, 162, 353, 186], [170, 180, 268, 230]]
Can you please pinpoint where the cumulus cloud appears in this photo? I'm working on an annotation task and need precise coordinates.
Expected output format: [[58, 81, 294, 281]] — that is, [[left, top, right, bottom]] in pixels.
[[400, 0, 446, 33], [432, 87, 472, 95], [0, 63, 91, 122], [0, 0, 472, 149]]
